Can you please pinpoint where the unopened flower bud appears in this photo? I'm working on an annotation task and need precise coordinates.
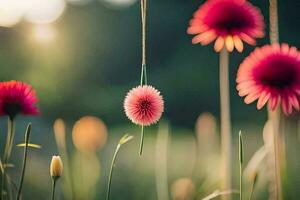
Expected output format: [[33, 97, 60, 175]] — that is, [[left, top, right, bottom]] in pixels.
[[50, 156, 63, 179]]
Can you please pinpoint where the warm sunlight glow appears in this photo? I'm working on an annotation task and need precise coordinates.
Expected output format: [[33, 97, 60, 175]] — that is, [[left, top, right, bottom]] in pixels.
[[32, 25, 57, 43]]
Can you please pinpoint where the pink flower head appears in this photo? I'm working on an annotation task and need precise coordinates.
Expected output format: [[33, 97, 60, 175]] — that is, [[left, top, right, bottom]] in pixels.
[[187, 0, 265, 52], [237, 44, 300, 115], [124, 85, 164, 126], [0, 81, 39, 119]]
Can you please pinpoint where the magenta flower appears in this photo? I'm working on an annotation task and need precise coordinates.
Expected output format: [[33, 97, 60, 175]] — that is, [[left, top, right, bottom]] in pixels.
[[187, 0, 265, 52], [124, 85, 164, 126], [0, 81, 39, 119], [237, 44, 300, 115]]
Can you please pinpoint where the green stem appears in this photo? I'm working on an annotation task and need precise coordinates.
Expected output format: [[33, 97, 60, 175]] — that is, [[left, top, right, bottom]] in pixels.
[[140, 64, 145, 86], [0, 174, 3, 200], [139, 126, 145, 156], [249, 179, 255, 200], [16, 124, 32, 200], [240, 164, 242, 200], [106, 144, 121, 200], [4, 118, 15, 163], [1, 118, 15, 200], [51, 179, 57, 200], [239, 131, 243, 200]]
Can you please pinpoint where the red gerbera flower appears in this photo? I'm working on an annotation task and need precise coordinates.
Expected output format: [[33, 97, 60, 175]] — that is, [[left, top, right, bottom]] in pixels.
[[124, 85, 164, 126], [237, 44, 300, 115], [0, 81, 39, 119], [187, 0, 265, 52]]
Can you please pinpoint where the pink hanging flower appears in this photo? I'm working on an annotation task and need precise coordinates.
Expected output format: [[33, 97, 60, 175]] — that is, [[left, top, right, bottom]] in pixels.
[[237, 44, 300, 115], [124, 85, 164, 126], [187, 0, 265, 52], [0, 81, 39, 118]]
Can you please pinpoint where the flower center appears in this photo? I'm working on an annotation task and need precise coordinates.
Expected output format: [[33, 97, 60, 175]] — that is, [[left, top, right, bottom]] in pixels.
[[204, 2, 254, 35], [140, 100, 151, 112], [255, 55, 299, 89], [4, 102, 21, 119]]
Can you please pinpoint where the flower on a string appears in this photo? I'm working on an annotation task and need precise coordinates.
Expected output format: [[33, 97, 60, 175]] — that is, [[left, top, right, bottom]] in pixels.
[[124, 85, 164, 126]]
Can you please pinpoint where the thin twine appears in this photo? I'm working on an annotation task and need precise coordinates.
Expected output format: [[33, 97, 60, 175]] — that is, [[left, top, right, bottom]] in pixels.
[[140, 0, 147, 86], [139, 0, 147, 156], [269, 0, 279, 44]]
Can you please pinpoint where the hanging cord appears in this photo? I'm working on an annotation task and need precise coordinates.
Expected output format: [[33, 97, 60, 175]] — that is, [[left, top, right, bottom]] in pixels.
[[269, 0, 279, 44], [139, 0, 148, 155], [140, 0, 148, 86]]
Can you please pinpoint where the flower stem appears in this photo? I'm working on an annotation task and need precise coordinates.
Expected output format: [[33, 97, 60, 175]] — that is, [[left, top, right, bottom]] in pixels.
[[1, 117, 15, 199], [16, 123, 32, 200], [106, 144, 120, 200], [139, 126, 145, 156], [249, 176, 256, 200], [268, 108, 283, 200], [239, 132, 244, 200], [106, 134, 134, 200], [219, 48, 232, 200], [269, 0, 283, 199], [51, 179, 57, 200], [4, 118, 15, 164]]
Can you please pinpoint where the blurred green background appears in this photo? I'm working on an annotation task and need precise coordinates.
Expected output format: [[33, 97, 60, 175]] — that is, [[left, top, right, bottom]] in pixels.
[[0, 0, 300, 199]]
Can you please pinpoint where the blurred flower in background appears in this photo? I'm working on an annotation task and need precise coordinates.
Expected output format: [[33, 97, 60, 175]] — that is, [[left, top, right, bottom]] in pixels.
[[194, 112, 220, 186], [71, 116, 106, 198], [171, 178, 196, 200], [54, 116, 107, 200], [54, 118, 67, 151], [72, 152, 101, 200], [72, 116, 108, 153]]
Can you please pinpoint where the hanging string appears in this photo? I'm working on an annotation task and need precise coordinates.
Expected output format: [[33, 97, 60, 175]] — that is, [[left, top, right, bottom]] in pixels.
[[140, 0, 147, 86], [269, 0, 279, 44], [139, 0, 147, 155]]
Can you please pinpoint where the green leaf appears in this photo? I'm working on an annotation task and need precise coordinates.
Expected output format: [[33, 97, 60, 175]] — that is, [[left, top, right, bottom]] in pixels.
[[119, 134, 134, 145], [16, 143, 41, 149], [3, 163, 14, 169]]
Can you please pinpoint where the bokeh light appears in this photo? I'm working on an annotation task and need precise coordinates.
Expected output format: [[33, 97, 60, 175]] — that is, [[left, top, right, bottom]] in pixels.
[[72, 116, 108, 153], [25, 0, 66, 24], [0, 0, 27, 27]]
